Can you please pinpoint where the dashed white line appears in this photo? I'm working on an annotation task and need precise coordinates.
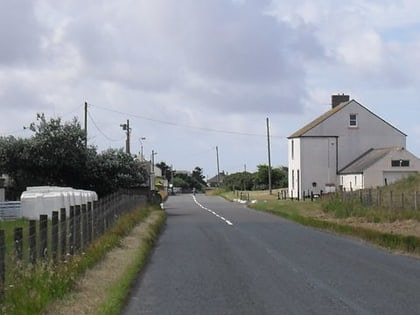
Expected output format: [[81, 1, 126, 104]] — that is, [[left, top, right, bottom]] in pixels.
[[192, 195, 233, 226]]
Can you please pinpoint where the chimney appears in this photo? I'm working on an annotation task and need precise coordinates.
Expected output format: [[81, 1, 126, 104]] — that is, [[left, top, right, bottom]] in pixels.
[[331, 94, 350, 108]]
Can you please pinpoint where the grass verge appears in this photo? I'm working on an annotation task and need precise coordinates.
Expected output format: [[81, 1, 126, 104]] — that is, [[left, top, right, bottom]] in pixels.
[[1, 206, 165, 315], [95, 210, 166, 315]]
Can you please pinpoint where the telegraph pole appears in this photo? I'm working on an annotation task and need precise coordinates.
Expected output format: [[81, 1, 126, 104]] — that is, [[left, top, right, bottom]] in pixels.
[[266, 117, 272, 194], [126, 119, 130, 154], [216, 146, 220, 186], [84, 102, 88, 148], [120, 120, 131, 154]]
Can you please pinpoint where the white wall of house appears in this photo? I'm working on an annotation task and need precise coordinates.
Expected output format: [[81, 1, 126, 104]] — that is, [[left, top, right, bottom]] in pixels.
[[340, 174, 364, 191], [304, 101, 406, 170], [288, 137, 338, 198], [288, 100, 408, 197], [288, 138, 301, 198], [364, 149, 420, 188], [301, 137, 338, 196]]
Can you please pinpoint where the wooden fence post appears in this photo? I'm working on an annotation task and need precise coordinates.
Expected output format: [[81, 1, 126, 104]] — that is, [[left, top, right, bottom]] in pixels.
[[0, 230, 5, 301], [390, 191, 393, 210], [29, 220, 37, 264], [401, 192, 404, 210], [87, 202, 92, 245], [52, 211, 59, 262], [81, 204, 87, 250], [74, 205, 81, 254], [39, 214, 48, 260], [69, 206, 75, 256], [14, 227, 23, 261], [99, 200, 105, 235], [92, 200, 98, 239], [60, 208, 67, 260]]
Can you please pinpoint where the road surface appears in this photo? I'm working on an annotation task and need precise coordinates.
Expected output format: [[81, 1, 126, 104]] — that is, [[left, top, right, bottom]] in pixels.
[[122, 194, 420, 314]]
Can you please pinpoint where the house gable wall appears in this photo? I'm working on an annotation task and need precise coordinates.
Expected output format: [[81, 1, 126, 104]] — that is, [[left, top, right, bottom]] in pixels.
[[288, 99, 410, 197], [304, 101, 406, 170]]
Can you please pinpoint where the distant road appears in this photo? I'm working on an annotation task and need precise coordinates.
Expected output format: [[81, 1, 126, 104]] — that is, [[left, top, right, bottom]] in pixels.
[[122, 194, 420, 315]]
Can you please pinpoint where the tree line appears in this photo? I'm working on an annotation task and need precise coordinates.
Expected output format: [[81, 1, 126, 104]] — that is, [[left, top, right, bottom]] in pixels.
[[0, 114, 287, 198], [221, 165, 288, 191], [155, 162, 207, 192], [0, 114, 148, 198]]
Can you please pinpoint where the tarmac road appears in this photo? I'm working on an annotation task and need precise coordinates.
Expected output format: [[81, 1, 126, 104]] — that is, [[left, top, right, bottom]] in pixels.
[[122, 194, 420, 315]]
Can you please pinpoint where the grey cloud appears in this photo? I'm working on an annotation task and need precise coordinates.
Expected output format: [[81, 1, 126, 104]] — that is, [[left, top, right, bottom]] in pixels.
[[0, 80, 46, 111], [0, 0, 44, 65], [35, 0, 324, 114]]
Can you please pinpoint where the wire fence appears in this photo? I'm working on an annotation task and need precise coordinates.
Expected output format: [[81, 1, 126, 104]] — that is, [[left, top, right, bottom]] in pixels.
[[0, 189, 148, 299], [0, 201, 20, 220], [326, 188, 420, 211]]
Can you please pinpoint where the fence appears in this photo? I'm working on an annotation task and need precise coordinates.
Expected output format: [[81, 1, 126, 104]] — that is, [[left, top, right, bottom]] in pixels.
[[0, 189, 148, 298], [0, 202, 21, 220], [327, 188, 420, 211]]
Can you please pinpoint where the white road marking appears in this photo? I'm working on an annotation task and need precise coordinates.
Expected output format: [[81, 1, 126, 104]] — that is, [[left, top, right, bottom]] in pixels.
[[193, 195, 233, 226]]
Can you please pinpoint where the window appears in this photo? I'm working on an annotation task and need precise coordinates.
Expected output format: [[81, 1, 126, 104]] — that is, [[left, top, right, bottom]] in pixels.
[[391, 160, 410, 167], [349, 113, 358, 127], [291, 140, 294, 160]]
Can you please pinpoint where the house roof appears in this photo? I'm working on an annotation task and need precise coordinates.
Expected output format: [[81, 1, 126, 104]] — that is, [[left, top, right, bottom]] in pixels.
[[339, 147, 400, 174], [288, 99, 407, 138]]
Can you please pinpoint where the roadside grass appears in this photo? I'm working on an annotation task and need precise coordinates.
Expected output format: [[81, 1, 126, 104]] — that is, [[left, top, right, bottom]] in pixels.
[[221, 190, 420, 256], [1, 205, 163, 315], [321, 194, 420, 223], [95, 210, 166, 315]]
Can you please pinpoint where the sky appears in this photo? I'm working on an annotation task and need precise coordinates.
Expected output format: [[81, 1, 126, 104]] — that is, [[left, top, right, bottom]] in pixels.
[[1, 0, 420, 179]]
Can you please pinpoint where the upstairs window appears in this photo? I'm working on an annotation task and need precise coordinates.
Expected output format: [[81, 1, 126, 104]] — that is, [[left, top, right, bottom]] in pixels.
[[391, 160, 410, 167], [349, 113, 358, 127]]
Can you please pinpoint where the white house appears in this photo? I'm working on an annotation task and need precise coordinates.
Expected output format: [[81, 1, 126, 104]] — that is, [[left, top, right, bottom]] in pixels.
[[288, 95, 420, 198], [339, 147, 420, 190]]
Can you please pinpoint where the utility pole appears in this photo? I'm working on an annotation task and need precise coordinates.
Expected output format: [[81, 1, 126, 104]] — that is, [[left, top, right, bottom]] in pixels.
[[216, 146, 220, 186], [139, 137, 146, 161], [84, 102, 88, 148], [151, 150, 157, 191], [120, 120, 131, 154], [266, 117, 272, 195]]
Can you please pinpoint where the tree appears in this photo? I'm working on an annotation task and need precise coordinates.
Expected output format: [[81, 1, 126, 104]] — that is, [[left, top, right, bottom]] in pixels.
[[222, 172, 255, 191], [86, 148, 148, 196], [0, 113, 149, 198], [172, 176, 189, 190], [0, 114, 88, 191], [191, 166, 206, 190], [29, 113, 88, 187], [0, 136, 36, 189], [254, 164, 288, 190], [156, 161, 172, 181]]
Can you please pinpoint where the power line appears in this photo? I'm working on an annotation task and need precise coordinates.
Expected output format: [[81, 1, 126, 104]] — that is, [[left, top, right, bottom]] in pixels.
[[87, 110, 125, 142], [89, 104, 285, 138]]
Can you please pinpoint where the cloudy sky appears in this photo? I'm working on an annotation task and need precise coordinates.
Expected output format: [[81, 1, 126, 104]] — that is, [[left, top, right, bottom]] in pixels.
[[1, 0, 420, 178]]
